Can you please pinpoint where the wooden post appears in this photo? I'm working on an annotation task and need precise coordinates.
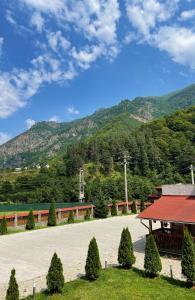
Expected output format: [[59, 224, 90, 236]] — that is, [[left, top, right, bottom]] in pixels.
[[14, 214, 18, 227], [149, 220, 152, 233], [38, 211, 41, 223], [76, 208, 79, 219], [91, 206, 94, 218], [116, 204, 119, 215], [58, 209, 62, 222]]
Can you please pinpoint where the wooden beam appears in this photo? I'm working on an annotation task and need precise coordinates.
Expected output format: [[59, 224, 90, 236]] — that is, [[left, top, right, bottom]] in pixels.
[[149, 220, 152, 233]]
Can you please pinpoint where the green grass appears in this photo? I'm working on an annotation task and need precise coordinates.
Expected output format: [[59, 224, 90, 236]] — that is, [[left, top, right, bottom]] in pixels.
[[25, 268, 195, 300]]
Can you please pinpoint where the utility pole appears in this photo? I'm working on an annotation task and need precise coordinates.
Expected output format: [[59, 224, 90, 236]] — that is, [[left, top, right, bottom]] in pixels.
[[79, 167, 85, 203], [190, 164, 195, 185], [124, 154, 129, 210]]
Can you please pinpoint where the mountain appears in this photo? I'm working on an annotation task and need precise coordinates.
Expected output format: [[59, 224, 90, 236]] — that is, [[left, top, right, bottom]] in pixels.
[[1, 83, 195, 168]]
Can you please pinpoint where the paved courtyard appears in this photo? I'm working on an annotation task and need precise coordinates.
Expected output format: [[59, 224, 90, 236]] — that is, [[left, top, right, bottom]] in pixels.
[[0, 215, 182, 298]]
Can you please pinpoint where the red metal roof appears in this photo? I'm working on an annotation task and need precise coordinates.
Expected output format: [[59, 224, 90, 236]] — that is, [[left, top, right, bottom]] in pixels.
[[138, 195, 195, 224]]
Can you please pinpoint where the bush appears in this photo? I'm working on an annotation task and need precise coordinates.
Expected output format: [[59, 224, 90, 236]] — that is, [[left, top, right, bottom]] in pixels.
[[122, 205, 128, 215], [131, 200, 137, 214], [67, 210, 75, 224], [0, 217, 8, 235], [144, 234, 162, 277], [47, 202, 56, 226], [84, 209, 91, 221], [111, 200, 117, 216], [6, 269, 19, 300], [140, 199, 145, 212], [94, 199, 108, 219], [85, 237, 102, 280], [181, 229, 195, 286], [26, 210, 35, 230], [118, 228, 135, 268], [47, 252, 64, 294]]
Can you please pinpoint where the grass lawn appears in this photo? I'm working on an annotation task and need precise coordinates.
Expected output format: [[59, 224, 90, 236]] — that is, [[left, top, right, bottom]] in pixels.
[[25, 268, 195, 300]]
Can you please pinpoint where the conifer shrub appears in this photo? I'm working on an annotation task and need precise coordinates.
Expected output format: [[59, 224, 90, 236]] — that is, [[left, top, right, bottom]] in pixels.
[[85, 237, 102, 280], [26, 210, 35, 230], [144, 234, 162, 278], [94, 199, 108, 219], [67, 210, 75, 224], [47, 202, 56, 226], [6, 269, 19, 300], [122, 205, 128, 215], [84, 209, 91, 221], [118, 228, 135, 268], [111, 200, 117, 216], [181, 229, 195, 286], [131, 200, 137, 214], [47, 252, 64, 294], [140, 199, 145, 212], [0, 217, 8, 235]]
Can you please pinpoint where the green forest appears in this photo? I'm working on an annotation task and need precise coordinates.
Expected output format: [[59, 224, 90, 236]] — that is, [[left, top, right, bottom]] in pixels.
[[0, 106, 195, 204]]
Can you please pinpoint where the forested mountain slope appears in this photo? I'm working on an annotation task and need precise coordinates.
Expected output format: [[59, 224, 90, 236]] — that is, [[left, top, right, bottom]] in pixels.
[[1, 106, 195, 204], [1, 83, 195, 168]]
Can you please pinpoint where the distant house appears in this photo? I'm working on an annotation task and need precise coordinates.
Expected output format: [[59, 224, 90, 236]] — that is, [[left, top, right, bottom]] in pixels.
[[138, 184, 195, 255], [15, 168, 22, 172], [36, 164, 41, 169], [45, 164, 50, 169]]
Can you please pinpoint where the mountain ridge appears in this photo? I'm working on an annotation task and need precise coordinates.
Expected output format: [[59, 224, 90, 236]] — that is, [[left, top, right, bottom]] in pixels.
[[1, 83, 195, 168]]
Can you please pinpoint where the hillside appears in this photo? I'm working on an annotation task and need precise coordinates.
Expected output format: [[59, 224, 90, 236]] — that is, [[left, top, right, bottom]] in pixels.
[[1, 83, 195, 168], [0, 106, 194, 204]]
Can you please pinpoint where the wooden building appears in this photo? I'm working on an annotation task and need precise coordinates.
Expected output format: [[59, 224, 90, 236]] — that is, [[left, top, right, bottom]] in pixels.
[[138, 184, 195, 255]]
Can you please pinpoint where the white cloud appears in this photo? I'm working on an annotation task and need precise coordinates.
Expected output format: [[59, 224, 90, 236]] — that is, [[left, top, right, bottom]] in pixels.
[[30, 11, 44, 33], [72, 45, 104, 69], [180, 9, 195, 21], [47, 31, 70, 53], [126, 0, 178, 39], [21, 0, 64, 13], [25, 118, 36, 129], [153, 26, 195, 68], [5, 10, 17, 25], [49, 115, 60, 122], [67, 106, 80, 115], [0, 132, 11, 145]]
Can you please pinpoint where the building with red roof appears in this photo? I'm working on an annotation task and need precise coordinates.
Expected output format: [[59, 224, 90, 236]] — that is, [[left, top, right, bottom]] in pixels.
[[138, 184, 195, 255]]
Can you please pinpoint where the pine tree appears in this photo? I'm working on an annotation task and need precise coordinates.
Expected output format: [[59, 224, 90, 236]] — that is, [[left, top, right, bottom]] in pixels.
[[111, 200, 117, 216], [122, 205, 127, 215], [94, 199, 108, 219], [118, 228, 135, 268], [85, 237, 102, 280], [84, 209, 91, 221], [67, 210, 74, 224], [47, 202, 56, 226], [144, 234, 162, 277], [6, 269, 19, 300], [26, 210, 35, 230], [181, 229, 195, 286], [131, 200, 137, 214], [47, 252, 64, 294], [140, 199, 145, 212], [0, 217, 8, 235]]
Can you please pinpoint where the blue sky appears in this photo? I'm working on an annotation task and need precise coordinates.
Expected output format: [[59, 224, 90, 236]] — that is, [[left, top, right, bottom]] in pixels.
[[1, 0, 195, 144]]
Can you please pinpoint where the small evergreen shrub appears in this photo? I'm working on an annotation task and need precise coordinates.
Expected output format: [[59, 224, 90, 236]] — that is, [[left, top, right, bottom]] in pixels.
[[144, 234, 162, 277], [84, 209, 91, 221], [111, 200, 117, 216], [118, 228, 135, 268], [6, 269, 19, 300], [67, 210, 75, 224], [131, 200, 137, 214], [47, 252, 64, 294], [47, 202, 56, 226], [181, 229, 195, 286], [85, 237, 102, 280], [122, 205, 128, 215], [140, 199, 145, 212], [94, 199, 108, 219], [0, 217, 8, 235], [26, 210, 35, 230]]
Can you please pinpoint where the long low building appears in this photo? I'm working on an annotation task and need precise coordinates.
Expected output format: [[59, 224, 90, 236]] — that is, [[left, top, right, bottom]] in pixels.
[[138, 184, 195, 255]]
